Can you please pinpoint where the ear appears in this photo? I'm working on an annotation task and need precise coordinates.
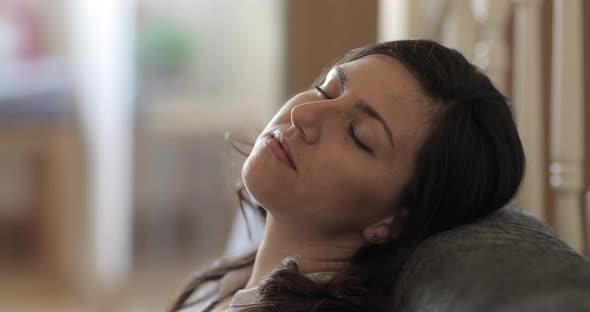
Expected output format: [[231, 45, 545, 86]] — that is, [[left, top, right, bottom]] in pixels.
[[362, 213, 402, 244]]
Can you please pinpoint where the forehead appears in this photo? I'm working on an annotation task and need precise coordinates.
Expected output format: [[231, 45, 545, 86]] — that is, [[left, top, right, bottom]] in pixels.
[[334, 54, 422, 99], [335, 55, 432, 152]]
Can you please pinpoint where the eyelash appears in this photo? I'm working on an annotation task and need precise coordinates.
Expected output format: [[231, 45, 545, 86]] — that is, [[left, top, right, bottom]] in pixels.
[[314, 85, 330, 99], [313, 85, 373, 154]]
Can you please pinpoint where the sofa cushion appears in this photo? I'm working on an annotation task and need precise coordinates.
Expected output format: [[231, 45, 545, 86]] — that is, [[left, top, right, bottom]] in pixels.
[[393, 203, 590, 312]]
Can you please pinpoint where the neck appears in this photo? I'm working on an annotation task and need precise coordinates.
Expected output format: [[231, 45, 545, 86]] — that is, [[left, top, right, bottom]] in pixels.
[[244, 214, 363, 289]]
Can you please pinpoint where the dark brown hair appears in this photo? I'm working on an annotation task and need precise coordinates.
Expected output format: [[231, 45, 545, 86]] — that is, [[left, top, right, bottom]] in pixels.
[[168, 40, 525, 312]]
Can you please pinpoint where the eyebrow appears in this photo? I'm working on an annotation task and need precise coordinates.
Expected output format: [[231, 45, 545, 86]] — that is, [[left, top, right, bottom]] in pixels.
[[335, 66, 395, 149]]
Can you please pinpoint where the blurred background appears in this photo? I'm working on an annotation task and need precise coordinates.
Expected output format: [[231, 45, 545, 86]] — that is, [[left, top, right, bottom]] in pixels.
[[0, 0, 588, 311]]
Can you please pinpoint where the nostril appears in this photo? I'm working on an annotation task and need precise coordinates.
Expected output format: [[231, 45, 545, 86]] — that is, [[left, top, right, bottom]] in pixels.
[[290, 103, 317, 143], [295, 123, 306, 138]]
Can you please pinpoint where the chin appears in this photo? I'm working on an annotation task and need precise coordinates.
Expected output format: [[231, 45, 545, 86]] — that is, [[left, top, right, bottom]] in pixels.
[[242, 155, 291, 214], [242, 134, 303, 210], [242, 152, 271, 209]]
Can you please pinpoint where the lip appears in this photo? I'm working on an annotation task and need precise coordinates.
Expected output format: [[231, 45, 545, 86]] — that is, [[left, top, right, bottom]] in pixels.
[[265, 131, 297, 171], [278, 134, 297, 170]]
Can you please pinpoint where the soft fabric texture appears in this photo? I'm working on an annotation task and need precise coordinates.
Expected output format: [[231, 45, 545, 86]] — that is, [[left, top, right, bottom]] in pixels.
[[179, 265, 253, 312], [392, 203, 590, 312]]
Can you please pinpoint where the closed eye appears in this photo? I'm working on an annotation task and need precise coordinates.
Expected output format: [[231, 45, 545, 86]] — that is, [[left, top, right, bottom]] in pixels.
[[348, 123, 373, 154], [314, 85, 330, 99], [314, 85, 373, 155]]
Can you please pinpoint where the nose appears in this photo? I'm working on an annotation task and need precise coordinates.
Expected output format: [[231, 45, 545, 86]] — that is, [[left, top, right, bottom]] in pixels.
[[290, 100, 343, 144]]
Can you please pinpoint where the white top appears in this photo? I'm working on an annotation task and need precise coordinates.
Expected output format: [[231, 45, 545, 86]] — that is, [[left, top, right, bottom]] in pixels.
[[178, 266, 339, 312]]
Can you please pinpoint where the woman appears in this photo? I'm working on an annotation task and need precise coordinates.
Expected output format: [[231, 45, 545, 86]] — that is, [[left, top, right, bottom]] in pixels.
[[169, 40, 525, 312]]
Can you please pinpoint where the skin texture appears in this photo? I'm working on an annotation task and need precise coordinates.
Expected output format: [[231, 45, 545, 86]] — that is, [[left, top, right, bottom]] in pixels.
[[241, 55, 433, 289]]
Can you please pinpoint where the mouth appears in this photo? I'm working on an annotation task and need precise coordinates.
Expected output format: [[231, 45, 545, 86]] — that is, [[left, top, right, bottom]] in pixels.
[[267, 130, 297, 171]]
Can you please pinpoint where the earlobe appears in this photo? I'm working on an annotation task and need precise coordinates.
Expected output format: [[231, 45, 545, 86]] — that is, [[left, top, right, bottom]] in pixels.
[[363, 208, 408, 243], [363, 214, 397, 244]]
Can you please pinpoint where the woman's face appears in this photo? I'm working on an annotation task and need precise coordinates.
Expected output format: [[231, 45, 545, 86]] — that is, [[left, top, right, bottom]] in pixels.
[[242, 55, 432, 237]]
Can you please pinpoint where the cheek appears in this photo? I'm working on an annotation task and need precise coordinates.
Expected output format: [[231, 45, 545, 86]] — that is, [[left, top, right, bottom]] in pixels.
[[304, 154, 392, 227]]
